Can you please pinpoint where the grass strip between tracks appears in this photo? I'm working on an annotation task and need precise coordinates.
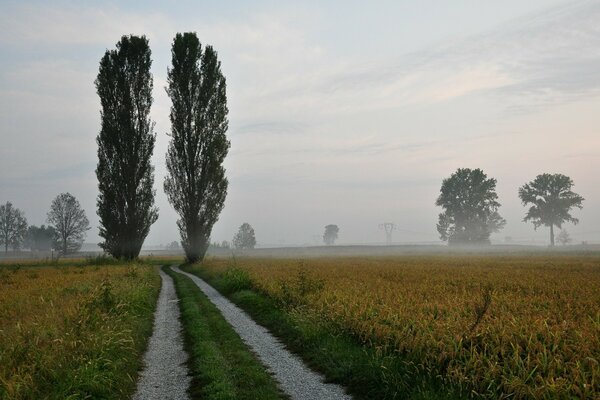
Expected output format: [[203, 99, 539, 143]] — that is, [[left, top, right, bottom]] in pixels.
[[164, 266, 286, 400]]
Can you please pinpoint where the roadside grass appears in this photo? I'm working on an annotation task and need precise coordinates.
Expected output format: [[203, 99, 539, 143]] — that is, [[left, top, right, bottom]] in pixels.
[[164, 265, 286, 400], [181, 263, 461, 400], [0, 263, 160, 400]]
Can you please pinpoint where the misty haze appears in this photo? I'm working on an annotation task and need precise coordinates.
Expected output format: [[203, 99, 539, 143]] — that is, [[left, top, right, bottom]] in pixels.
[[1, 1, 599, 399]]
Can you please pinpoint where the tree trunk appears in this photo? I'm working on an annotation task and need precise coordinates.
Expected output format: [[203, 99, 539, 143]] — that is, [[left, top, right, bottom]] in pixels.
[[550, 224, 555, 247]]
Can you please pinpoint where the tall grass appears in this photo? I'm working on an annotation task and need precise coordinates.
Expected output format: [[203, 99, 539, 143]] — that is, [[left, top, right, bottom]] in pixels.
[[0, 263, 160, 399], [192, 255, 600, 399]]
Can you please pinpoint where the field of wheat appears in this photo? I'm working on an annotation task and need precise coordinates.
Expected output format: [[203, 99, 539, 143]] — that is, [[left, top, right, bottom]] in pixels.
[[201, 255, 600, 399], [0, 263, 160, 400]]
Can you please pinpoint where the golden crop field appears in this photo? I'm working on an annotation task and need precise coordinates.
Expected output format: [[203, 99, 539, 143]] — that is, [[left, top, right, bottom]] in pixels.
[[201, 255, 600, 399], [0, 263, 160, 400]]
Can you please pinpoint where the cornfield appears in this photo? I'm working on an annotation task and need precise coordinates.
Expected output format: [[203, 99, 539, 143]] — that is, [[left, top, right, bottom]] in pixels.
[[202, 255, 600, 399], [0, 263, 160, 399]]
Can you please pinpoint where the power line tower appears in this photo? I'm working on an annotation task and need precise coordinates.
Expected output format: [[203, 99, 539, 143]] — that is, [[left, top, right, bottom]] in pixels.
[[379, 222, 396, 245]]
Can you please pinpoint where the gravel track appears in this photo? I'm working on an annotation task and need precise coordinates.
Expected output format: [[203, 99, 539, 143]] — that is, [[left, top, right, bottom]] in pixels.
[[172, 265, 351, 400], [133, 269, 191, 400]]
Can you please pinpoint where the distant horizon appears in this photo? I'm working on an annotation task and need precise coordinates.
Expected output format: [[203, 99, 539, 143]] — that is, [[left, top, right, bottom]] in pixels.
[[1, 0, 599, 247]]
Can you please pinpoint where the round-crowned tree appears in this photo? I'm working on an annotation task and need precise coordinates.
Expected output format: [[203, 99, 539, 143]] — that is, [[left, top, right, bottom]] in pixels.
[[436, 168, 506, 245], [233, 223, 256, 249], [323, 224, 339, 245], [0, 202, 28, 254], [47, 193, 90, 255], [518, 173, 583, 246]]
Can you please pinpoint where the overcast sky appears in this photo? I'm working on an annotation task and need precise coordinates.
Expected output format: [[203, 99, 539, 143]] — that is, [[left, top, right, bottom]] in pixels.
[[1, 0, 599, 247]]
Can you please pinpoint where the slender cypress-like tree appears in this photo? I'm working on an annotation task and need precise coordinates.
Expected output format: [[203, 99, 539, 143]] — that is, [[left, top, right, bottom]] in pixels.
[[95, 35, 158, 259], [164, 32, 230, 263]]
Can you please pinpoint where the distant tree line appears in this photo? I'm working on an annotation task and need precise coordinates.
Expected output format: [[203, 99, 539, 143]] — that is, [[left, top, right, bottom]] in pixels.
[[0, 193, 90, 254]]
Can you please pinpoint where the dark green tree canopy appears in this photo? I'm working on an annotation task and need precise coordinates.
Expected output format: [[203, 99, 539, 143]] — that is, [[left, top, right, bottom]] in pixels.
[[47, 193, 90, 255], [95, 35, 158, 260], [164, 32, 229, 263], [233, 223, 256, 250], [0, 202, 28, 253], [323, 224, 339, 245], [25, 225, 56, 252], [436, 168, 506, 245], [518, 173, 583, 246]]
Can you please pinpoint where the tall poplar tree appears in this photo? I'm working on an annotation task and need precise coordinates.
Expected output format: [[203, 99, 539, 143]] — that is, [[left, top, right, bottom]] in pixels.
[[164, 32, 230, 263], [95, 35, 158, 259]]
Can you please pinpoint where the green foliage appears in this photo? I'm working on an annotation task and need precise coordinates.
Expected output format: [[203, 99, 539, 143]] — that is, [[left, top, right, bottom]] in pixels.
[[25, 225, 55, 251], [95, 35, 158, 260], [0, 201, 28, 253], [47, 193, 90, 255], [183, 263, 461, 400], [164, 32, 230, 264], [165, 266, 283, 400], [220, 267, 253, 294], [233, 223, 256, 249], [0, 264, 160, 399], [518, 173, 584, 246], [436, 168, 506, 245], [323, 224, 339, 245]]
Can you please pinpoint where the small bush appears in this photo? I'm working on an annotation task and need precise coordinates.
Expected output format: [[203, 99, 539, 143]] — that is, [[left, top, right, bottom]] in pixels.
[[221, 267, 253, 294]]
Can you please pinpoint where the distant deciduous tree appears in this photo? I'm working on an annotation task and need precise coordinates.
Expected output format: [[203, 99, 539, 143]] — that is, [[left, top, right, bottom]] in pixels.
[[0, 202, 28, 254], [166, 241, 180, 250], [164, 32, 230, 263], [436, 168, 506, 245], [47, 193, 90, 255], [233, 223, 256, 249], [323, 224, 339, 245], [519, 173, 584, 246], [95, 35, 158, 259], [556, 229, 572, 246], [26, 225, 56, 251]]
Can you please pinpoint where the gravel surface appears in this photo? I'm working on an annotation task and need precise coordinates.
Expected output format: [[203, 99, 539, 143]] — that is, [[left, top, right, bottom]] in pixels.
[[172, 266, 351, 400], [133, 269, 191, 400]]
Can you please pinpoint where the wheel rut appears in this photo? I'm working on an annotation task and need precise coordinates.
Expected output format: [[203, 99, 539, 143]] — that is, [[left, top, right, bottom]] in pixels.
[[171, 265, 351, 400], [133, 269, 191, 400]]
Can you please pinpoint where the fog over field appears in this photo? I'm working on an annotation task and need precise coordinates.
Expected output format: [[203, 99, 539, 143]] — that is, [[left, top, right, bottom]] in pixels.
[[1, 0, 599, 247]]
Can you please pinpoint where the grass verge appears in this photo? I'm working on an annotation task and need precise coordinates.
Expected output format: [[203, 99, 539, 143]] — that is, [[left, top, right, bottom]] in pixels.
[[164, 265, 286, 400], [181, 263, 462, 400], [0, 263, 160, 400]]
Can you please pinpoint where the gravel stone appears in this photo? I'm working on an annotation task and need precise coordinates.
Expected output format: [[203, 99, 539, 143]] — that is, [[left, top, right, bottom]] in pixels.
[[133, 269, 191, 400], [172, 266, 351, 400]]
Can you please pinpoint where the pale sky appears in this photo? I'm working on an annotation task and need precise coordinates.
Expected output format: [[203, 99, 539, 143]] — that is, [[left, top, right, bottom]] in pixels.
[[1, 0, 599, 247]]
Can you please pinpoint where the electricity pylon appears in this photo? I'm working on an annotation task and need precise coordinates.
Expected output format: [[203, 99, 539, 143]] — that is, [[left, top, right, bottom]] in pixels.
[[379, 222, 396, 245]]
